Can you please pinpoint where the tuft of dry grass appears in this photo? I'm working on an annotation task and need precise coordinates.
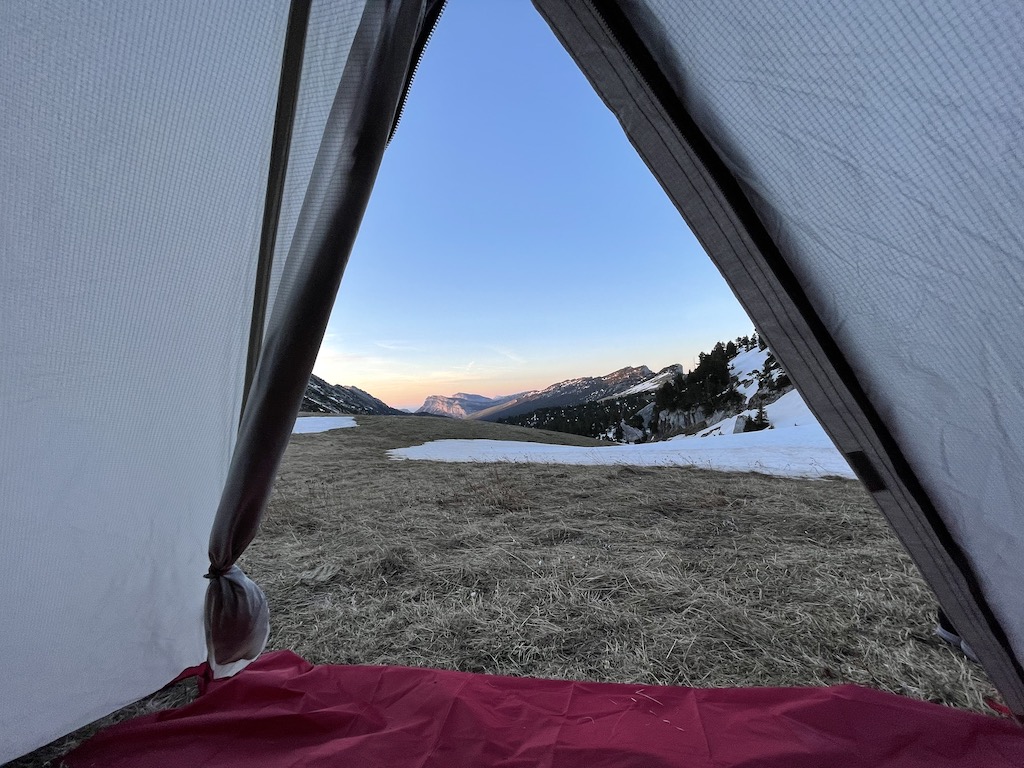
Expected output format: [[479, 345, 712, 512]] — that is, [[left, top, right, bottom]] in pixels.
[[11, 415, 1002, 767]]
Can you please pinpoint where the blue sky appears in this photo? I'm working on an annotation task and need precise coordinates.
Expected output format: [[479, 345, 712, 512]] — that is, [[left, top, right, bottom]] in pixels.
[[313, 1, 752, 411]]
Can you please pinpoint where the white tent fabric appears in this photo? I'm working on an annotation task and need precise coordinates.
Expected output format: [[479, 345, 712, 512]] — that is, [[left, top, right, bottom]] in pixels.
[[0, 2, 286, 758], [632, 0, 1024, 667], [2, 0, 438, 760], [0, 0, 394, 759], [534, 0, 1024, 713]]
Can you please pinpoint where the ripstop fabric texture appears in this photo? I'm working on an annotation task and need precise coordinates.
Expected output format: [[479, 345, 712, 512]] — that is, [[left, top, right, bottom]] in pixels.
[[633, 0, 1024, 680], [533, 0, 1024, 714], [64, 651, 1024, 768], [0, 1, 290, 759], [1, 0, 440, 759]]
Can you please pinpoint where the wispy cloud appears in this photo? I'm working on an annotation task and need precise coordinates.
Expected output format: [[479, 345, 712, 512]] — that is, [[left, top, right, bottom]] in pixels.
[[488, 346, 526, 364], [373, 339, 418, 352]]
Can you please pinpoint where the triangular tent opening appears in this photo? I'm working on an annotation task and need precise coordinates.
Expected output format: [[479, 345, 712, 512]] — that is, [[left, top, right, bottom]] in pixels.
[[316, 0, 751, 408], [2, 1, 1023, 764]]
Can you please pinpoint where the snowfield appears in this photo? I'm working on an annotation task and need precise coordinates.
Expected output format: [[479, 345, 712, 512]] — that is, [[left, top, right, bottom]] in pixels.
[[292, 416, 357, 433], [729, 346, 770, 402], [695, 388, 816, 437], [389, 391, 853, 479], [291, 390, 854, 479]]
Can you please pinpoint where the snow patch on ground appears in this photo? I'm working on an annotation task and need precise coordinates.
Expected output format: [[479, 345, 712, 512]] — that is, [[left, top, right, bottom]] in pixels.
[[292, 416, 357, 433], [388, 430, 850, 478], [388, 389, 852, 479]]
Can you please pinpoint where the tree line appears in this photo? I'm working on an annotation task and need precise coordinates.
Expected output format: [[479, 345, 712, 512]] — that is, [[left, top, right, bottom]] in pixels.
[[499, 331, 787, 442], [498, 392, 651, 440]]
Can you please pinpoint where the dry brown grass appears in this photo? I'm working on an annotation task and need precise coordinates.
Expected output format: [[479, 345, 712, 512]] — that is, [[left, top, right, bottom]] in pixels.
[[253, 416, 996, 705], [11, 414, 1001, 767]]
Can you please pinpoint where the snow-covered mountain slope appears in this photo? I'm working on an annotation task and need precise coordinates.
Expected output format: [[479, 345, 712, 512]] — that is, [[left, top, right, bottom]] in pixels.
[[608, 364, 684, 399], [302, 374, 403, 415], [694, 389, 814, 437], [417, 392, 527, 419], [388, 348, 848, 478], [729, 347, 770, 402], [468, 366, 654, 422]]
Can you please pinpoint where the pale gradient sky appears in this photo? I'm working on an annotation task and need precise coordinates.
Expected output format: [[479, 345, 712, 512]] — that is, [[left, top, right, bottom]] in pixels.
[[313, 1, 752, 411]]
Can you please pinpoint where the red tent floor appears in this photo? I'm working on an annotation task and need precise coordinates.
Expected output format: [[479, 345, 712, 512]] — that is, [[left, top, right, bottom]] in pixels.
[[66, 650, 1022, 767]]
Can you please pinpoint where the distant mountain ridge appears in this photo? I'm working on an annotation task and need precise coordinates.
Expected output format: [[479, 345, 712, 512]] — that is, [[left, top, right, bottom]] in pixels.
[[417, 366, 655, 422], [495, 333, 791, 443], [302, 374, 404, 415], [606, 364, 684, 399], [417, 392, 526, 419]]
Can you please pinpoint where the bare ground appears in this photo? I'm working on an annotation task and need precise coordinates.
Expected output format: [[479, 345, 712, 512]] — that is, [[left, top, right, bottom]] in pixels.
[[11, 414, 1001, 767]]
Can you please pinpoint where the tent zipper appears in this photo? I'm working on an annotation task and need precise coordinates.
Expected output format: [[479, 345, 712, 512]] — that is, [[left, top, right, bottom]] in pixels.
[[387, 0, 447, 148]]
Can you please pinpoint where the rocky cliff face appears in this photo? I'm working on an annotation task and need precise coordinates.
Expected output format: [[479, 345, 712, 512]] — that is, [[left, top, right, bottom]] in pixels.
[[646, 347, 792, 440], [417, 392, 525, 419]]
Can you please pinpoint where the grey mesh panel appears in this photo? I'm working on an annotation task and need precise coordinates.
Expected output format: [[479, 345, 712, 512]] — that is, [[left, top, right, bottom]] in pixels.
[[263, 0, 363, 334], [0, 1, 290, 760], [634, 0, 1024, 667], [204, 0, 437, 670]]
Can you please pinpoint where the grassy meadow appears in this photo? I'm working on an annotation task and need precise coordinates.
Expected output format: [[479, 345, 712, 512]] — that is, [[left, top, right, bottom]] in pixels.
[[12, 414, 1001, 766]]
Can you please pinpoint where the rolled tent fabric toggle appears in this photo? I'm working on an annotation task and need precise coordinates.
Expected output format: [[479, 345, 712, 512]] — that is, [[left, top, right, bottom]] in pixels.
[[204, 565, 271, 672]]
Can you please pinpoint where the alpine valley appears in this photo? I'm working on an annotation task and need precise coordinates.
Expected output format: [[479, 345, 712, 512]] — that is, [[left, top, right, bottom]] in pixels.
[[409, 333, 793, 443], [303, 333, 792, 443]]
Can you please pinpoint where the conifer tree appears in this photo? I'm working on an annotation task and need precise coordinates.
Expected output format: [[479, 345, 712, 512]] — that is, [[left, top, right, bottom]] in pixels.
[[745, 403, 771, 432]]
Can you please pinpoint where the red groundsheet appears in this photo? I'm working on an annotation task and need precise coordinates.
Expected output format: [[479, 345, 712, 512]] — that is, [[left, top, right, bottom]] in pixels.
[[67, 651, 1022, 767]]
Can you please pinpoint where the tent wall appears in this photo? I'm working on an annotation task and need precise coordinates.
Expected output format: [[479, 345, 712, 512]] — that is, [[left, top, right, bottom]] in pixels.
[[4, 0, 1021, 761], [0, 1, 290, 759], [1, 0, 440, 760], [534, 0, 1024, 716]]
